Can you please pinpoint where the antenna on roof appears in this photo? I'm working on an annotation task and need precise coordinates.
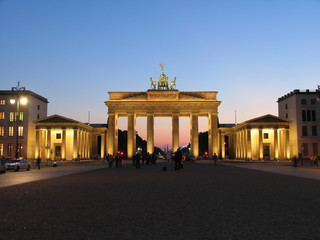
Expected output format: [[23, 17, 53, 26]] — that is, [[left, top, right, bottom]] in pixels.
[[88, 111, 90, 125]]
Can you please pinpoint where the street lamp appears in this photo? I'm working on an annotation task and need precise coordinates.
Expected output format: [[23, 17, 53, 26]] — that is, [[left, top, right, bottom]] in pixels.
[[10, 82, 27, 159]]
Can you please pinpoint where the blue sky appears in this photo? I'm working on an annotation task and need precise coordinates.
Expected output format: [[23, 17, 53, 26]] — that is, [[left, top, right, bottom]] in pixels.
[[1, 0, 320, 147]]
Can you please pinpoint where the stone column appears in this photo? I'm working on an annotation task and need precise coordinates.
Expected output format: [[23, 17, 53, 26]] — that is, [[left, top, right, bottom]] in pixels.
[[147, 113, 154, 154], [246, 129, 251, 160], [274, 128, 278, 160], [107, 113, 118, 156], [127, 113, 136, 159], [73, 128, 78, 159], [79, 130, 83, 159], [190, 113, 199, 157], [239, 130, 244, 159], [220, 132, 225, 159], [259, 129, 263, 160], [62, 128, 66, 160], [172, 113, 179, 153], [101, 133, 105, 159], [285, 128, 290, 160], [35, 128, 40, 159], [85, 131, 88, 159], [46, 128, 51, 160], [208, 113, 218, 158]]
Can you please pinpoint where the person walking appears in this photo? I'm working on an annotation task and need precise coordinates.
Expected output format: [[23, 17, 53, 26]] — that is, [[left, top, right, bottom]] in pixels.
[[175, 149, 182, 171], [213, 153, 217, 166], [135, 153, 141, 169], [36, 157, 41, 170], [108, 154, 113, 168], [293, 156, 298, 167]]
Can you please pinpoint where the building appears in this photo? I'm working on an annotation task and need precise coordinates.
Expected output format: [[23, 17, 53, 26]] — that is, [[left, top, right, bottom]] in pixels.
[[278, 89, 320, 159], [0, 87, 48, 159], [34, 115, 107, 161], [219, 115, 290, 161]]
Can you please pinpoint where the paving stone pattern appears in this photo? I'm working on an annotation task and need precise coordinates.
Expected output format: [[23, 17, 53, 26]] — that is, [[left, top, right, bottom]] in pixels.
[[1, 162, 320, 240]]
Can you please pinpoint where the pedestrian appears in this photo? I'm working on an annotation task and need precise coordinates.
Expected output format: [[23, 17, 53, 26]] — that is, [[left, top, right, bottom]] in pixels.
[[213, 153, 217, 166], [0, 156, 5, 165], [175, 149, 182, 171], [135, 153, 141, 169], [115, 154, 119, 168], [317, 155, 320, 167], [36, 157, 41, 170], [108, 154, 113, 168], [293, 156, 297, 167]]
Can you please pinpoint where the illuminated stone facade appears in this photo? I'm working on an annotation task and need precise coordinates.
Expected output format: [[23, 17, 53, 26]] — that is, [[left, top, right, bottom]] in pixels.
[[278, 89, 320, 159], [220, 115, 291, 160], [34, 115, 107, 161], [105, 90, 221, 158], [0, 90, 48, 159]]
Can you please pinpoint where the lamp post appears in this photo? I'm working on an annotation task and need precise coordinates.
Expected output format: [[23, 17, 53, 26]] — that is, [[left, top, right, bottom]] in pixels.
[[10, 82, 26, 159]]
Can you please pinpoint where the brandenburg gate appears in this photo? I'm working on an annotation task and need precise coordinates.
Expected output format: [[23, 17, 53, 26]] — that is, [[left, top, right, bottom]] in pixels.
[[105, 67, 221, 159]]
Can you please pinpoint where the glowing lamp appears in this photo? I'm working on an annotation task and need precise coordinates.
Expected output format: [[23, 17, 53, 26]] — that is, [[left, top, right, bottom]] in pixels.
[[20, 97, 27, 105]]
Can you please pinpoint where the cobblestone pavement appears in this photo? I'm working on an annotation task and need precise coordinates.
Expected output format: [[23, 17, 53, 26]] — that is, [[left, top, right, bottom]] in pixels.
[[1, 161, 320, 240], [222, 161, 320, 181]]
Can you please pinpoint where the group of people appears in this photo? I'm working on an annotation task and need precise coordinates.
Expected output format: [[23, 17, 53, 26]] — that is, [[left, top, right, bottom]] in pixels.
[[106, 154, 123, 168], [132, 152, 158, 168]]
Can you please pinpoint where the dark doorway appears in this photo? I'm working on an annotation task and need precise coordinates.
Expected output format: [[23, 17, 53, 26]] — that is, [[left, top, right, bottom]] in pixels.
[[263, 145, 270, 160], [97, 136, 101, 155]]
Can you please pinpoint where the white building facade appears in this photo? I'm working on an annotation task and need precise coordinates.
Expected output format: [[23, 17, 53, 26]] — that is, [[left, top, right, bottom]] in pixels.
[[278, 89, 320, 159]]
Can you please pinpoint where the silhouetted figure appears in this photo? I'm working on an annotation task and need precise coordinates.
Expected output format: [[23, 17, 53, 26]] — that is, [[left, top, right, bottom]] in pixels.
[[108, 154, 113, 168], [115, 155, 119, 168], [293, 156, 297, 167], [36, 157, 41, 170], [175, 149, 182, 171], [213, 153, 217, 166], [135, 154, 141, 169]]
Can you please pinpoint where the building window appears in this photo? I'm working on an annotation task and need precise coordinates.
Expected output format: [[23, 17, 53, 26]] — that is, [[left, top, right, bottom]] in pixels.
[[37, 114, 40, 119], [301, 99, 307, 105], [302, 110, 306, 121], [38, 105, 40, 110], [313, 143, 318, 156], [307, 110, 311, 121], [7, 143, 13, 156], [312, 110, 316, 121], [0, 112, 4, 120], [311, 99, 316, 105], [56, 133, 61, 139], [9, 112, 15, 122], [263, 133, 269, 139], [302, 126, 308, 137], [0, 144, 3, 156], [8, 126, 14, 137], [18, 126, 23, 137], [0, 126, 4, 136], [285, 104, 288, 109], [312, 126, 317, 137], [9, 112, 23, 122], [286, 113, 288, 118], [19, 112, 24, 121], [0, 100, 5, 105], [302, 143, 308, 156]]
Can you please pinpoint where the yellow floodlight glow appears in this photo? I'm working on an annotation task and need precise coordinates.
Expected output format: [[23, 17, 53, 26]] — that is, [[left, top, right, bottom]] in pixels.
[[20, 97, 28, 105]]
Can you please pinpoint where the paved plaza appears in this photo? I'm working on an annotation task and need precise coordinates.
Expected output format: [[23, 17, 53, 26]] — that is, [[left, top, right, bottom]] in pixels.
[[1, 160, 320, 239]]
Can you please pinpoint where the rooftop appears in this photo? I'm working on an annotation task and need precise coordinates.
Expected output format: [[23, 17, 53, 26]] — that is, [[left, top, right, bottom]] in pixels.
[[277, 89, 319, 102]]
